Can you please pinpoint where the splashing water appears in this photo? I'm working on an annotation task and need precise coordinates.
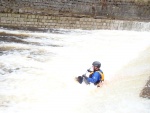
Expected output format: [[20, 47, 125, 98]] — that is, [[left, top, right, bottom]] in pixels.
[[0, 27, 150, 113]]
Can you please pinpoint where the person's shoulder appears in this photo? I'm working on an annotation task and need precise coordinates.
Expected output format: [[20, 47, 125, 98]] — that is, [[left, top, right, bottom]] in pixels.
[[99, 69, 104, 74], [94, 71, 100, 75]]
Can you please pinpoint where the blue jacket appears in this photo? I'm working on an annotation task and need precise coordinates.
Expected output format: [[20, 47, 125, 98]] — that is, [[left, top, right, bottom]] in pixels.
[[87, 71, 101, 83]]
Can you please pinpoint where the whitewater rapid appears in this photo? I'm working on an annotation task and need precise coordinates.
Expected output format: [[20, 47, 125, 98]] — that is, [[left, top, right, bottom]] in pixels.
[[0, 27, 150, 113]]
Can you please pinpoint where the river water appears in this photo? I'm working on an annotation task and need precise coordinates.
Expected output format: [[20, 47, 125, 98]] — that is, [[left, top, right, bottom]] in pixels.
[[0, 27, 150, 113]]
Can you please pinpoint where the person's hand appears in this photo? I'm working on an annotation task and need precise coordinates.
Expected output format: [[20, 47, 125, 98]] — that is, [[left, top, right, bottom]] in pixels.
[[87, 68, 92, 72]]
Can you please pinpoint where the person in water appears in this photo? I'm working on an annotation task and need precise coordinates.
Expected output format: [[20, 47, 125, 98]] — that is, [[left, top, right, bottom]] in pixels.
[[76, 61, 104, 87]]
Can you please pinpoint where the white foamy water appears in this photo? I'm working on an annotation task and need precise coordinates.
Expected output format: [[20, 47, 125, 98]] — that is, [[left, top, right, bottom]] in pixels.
[[0, 28, 150, 113]]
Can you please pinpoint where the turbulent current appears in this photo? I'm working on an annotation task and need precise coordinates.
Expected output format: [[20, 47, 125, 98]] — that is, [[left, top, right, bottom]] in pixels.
[[0, 27, 150, 113]]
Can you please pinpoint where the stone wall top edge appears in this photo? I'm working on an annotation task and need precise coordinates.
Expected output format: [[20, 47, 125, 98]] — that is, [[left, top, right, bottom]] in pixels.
[[0, 13, 150, 23]]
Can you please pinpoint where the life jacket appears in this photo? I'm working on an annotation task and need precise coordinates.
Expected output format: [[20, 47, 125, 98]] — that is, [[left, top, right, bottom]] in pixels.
[[98, 70, 104, 82], [89, 70, 104, 82]]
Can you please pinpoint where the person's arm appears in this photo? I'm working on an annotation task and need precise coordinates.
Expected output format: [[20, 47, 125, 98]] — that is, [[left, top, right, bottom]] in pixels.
[[87, 72, 100, 83]]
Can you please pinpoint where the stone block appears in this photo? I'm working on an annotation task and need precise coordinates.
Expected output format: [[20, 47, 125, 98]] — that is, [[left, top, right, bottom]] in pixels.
[[1, 17, 6, 21], [0, 13, 7, 17], [49, 20, 53, 23], [97, 19, 101, 22], [34, 22, 38, 25], [43, 22, 48, 25], [85, 21, 90, 25], [13, 18, 18, 21], [93, 22, 97, 25], [82, 22, 86, 24], [51, 23, 56, 26], [20, 14, 27, 18], [1, 19, 6, 23], [35, 15, 39, 18], [46, 23, 51, 26], [7, 14, 12, 17], [12, 14, 20, 18], [75, 21, 79, 24], [6, 20, 11, 23], [55, 16, 60, 20], [103, 23, 106, 26], [33, 19, 38, 22], [80, 18, 84, 21], [43, 16, 47, 19], [31, 19, 35, 22], [48, 16, 52, 19], [53, 20, 58, 23], [28, 15, 32, 19], [11, 21, 16, 24], [32, 15, 36, 18], [39, 23, 43, 25], [41, 19, 46, 22], [88, 18, 92, 21], [18, 18, 24, 22], [51, 17, 56, 20], [39, 16, 44, 19]]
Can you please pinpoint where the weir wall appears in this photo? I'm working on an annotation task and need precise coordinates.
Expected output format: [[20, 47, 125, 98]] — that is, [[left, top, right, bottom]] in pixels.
[[0, 13, 150, 30]]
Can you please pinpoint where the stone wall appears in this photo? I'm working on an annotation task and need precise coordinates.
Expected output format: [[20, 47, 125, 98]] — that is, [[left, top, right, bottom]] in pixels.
[[0, 0, 150, 21], [0, 13, 150, 30]]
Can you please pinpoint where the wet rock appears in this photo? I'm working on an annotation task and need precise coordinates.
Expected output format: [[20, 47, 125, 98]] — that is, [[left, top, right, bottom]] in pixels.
[[140, 77, 150, 99]]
